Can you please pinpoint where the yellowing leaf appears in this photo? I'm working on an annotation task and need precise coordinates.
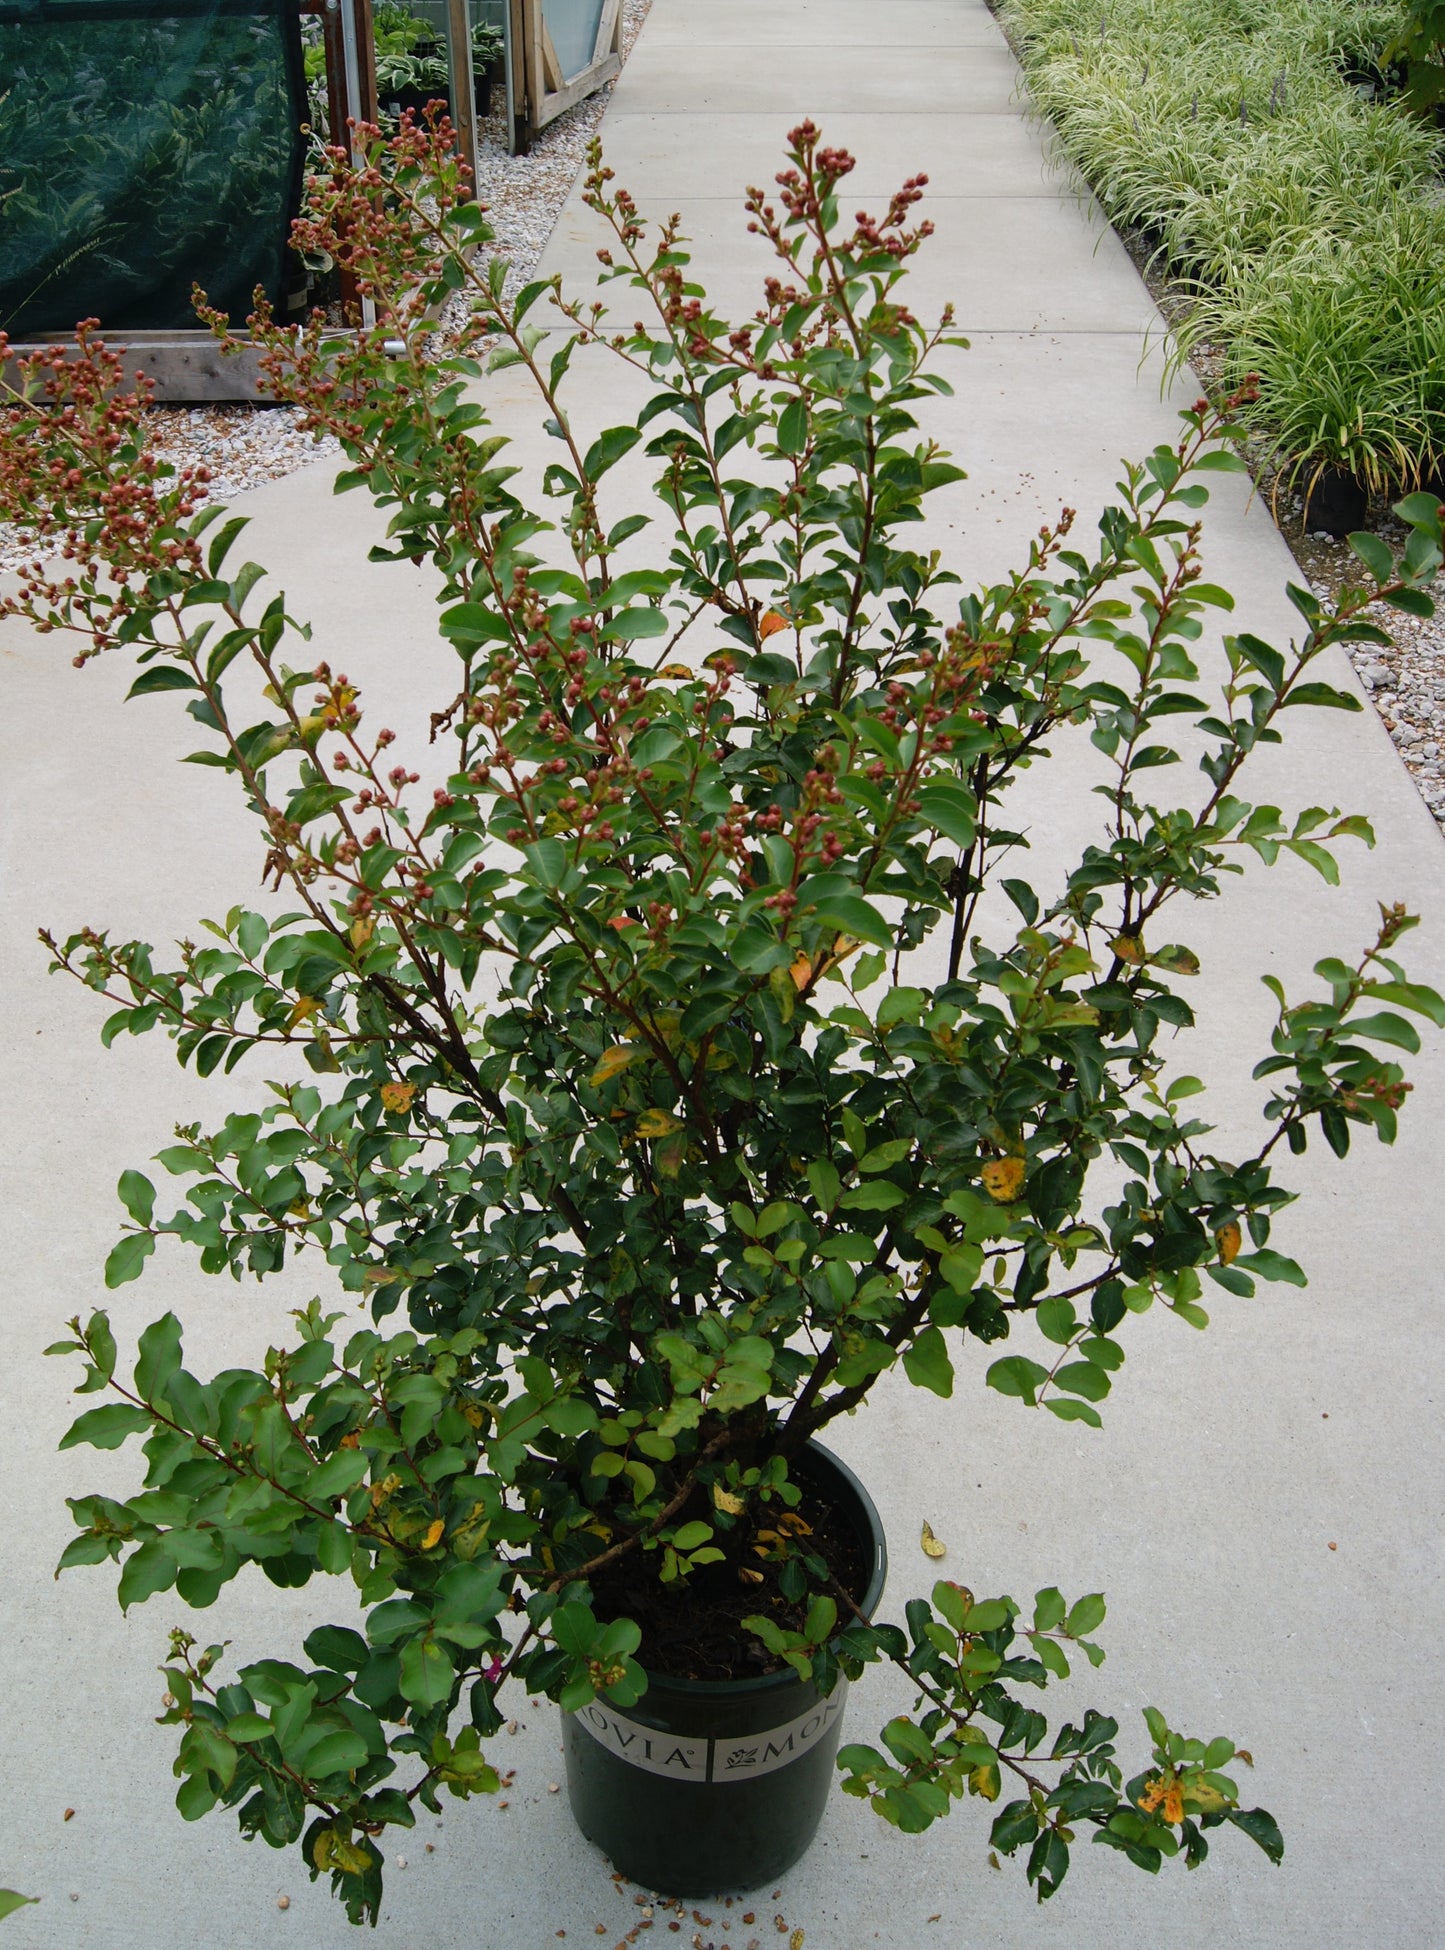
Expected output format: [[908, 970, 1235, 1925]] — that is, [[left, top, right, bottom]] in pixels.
[[790, 951, 817, 991], [713, 1485, 746, 1515], [286, 994, 321, 1031], [590, 1044, 639, 1087], [790, 1931, 805, 1950], [969, 1761, 1000, 1801], [980, 1156, 1026, 1203], [1138, 1773, 1185, 1824], [737, 1566, 764, 1584], [920, 1520, 946, 1559], [312, 1826, 372, 1875], [380, 1081, 416, 1114], [421, 1518, 445, 1550], [1181, 1777, 1231, 1814], [1110, 934, 1146, 965], [350, 914, 376, 950], [636, 1108, 683, 1138], [758, 609, 789, 640], [1216, 1220, 1242, 1264], [658, 662, 694, 679]]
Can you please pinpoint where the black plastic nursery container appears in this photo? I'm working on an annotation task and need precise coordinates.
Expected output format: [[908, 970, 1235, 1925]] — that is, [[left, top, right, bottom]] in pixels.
[[562, 1441, 887, 1897]]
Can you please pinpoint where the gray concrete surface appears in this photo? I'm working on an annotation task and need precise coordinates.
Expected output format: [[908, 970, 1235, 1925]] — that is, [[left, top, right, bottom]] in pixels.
[[3, 1, 1443, 1946]]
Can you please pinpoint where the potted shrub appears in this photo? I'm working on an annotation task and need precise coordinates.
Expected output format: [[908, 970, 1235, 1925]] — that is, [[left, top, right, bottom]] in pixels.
[[2, 118, 1442, 1924]]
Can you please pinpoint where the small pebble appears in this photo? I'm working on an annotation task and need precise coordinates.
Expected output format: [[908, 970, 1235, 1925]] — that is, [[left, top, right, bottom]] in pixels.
[[549, 1781, 561, 1793], [396, 1856, 408, 1869], [63, 1808, 75, 1820], [277, 1895, 290, 1910]]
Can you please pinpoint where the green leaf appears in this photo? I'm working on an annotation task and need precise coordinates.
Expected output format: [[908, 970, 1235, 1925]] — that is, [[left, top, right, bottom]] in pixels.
[[117, 1170, 156, 1225], [0, 1892, 38, 1920], [1044, 1398, 1102, 1428], [104, 1231, 155, 1288], [1228, 1806, 1284, 1865], [127, 665, 200, 698], [986, 1356, 1048, 1405], [1233, 1250, 1305, 1287], [807, 1159, 841, 1212], [118, 1538, 179, 1609], [901, 1326, 955, 1398], [1033, 1587, 1066, 1631], [523, 838, 567, 886], [297, 1727, 369, 1778], [838, 1180, 905, 1211], [604, 608, 669, 642], [583, 425, 641, 480], [1340, 1010, 1420, 1052], [810, 894, 894, 950], [399, 1635, 455, 1710], [59, 1403, 152, 1450], [776, 397, 808, 456], [1054, 1362, 1110, 1403], [1065, 1593, 1106, 1637], [224, 1712, 275, 1742]]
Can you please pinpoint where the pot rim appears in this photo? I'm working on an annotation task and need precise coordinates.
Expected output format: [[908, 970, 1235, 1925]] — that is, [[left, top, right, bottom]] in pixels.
[[629, 1435, 888, 1701]]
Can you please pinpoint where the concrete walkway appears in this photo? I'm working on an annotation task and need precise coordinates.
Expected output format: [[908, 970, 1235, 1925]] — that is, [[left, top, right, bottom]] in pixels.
[[2, 3, 1443, 1946]]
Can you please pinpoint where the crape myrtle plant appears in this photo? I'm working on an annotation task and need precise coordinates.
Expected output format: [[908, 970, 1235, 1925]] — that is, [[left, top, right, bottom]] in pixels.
[[3, 114, 1443, 1924]]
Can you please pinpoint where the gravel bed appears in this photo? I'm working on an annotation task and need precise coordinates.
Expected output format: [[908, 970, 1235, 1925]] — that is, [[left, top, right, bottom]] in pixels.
[[0, 0, 652, 578]]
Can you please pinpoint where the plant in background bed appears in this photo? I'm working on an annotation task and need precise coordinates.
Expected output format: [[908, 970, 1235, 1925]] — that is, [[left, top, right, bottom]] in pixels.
[[2, 117, 1442, 1922]]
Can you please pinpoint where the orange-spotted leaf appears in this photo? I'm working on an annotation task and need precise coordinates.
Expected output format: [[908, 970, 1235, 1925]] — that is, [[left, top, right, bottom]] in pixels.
[[758, 609, 789, 640], [980, 1156, 1026, 1203], [789, 952, 816, 991], [1110, 934, 1146, 965], [1138, 1773, 1184, 1824], [636, 1107, 682, 1138], [590, 1044, 639, 1087], [1216, 1220, 1243, 1264], [920, 1520, 946, 1559], [658, 662, 694, 679], [380, 1081, 416, 1115]]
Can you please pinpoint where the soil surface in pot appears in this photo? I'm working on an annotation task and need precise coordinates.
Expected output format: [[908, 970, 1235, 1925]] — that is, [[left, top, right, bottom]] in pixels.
[[587, 1460, 870, 1683]]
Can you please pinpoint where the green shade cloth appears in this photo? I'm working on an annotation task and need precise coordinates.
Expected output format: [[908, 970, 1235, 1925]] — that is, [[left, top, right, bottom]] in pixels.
[[0, 0, 306, 338]]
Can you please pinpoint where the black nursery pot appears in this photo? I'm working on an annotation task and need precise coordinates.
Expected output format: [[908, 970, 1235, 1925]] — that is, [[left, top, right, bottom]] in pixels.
[[1305, 464, 1369, 538], [385, 86, 449, 121], [562, 1441, 887, 1897]]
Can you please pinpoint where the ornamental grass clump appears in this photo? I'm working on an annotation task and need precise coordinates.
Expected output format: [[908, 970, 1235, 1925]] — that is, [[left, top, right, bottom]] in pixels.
[[2, 115, 1443, 1923], [1001, 0, 1445, 499]]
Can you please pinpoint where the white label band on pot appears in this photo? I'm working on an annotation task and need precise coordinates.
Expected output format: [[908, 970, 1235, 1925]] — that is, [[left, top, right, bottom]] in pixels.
[[572, 1685, 847, 1784]]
